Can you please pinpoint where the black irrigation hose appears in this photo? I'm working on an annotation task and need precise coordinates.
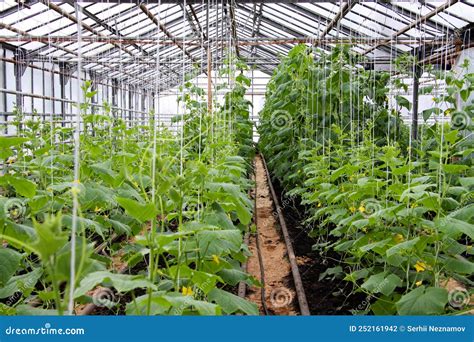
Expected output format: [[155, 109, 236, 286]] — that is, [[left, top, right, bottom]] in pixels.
[[260, 153, 311, 316]]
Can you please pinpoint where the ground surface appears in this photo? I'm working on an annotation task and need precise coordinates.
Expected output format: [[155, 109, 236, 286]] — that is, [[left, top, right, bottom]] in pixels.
[[245, 156, 298, 315]]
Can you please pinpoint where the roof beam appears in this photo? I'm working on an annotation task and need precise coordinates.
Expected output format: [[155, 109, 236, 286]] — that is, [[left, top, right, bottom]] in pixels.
[[250, 3, 263, 57], [378, 1, 455, 36], [229, 1, 240, 57], [287, 2, 403, 56], [318, 0, 357, 40], [188, 4, 207, 40], [363, 0, 459, 55], [25, 0, 428, 3], [139, 3, 200, 66], [0, 0, 38, 18]]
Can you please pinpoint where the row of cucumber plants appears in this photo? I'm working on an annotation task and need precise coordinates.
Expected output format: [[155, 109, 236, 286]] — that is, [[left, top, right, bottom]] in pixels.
[[258, 44, 473, 315], [0, 59, 259, 315]]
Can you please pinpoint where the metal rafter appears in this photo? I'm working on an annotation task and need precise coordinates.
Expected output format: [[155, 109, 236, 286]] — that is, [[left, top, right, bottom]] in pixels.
[[379, 1, 455, 36], [0, 0, 38, 18], [319, 0, 358, 40], [363, 0, 460, 55]]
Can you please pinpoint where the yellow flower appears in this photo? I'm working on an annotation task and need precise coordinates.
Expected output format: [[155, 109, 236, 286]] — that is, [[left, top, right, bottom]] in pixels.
[[362, 227, 368, 233], [181, 286, 193, 296], [394, 234, 404, 243], [6, 156, 16, 165], [212, 255, 220, 265], [349, 206, 356, 213], [358, 205, 366, 213], [414, 261, 427, 273], [415, 280, 423, 287], [317, 202, 322, 208], [94, 206, 102, 213], [410, 202, 418, 208]]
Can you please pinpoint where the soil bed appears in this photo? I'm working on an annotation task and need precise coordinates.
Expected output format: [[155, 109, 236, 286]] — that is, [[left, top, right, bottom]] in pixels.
[[245, 156, 298, 315], [271, 175, 366, 315]]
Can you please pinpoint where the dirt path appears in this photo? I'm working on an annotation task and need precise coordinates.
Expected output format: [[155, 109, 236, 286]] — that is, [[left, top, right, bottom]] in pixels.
[[245, 155, 298, 315]]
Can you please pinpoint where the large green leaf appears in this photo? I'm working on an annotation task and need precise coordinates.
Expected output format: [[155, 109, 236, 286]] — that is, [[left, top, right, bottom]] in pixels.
[[116, 197, 156, 223], [197, 229, 242, 256], [0, 268, 42, 299], [74, 271, 156, 298], [396, 286, 448, 315], [438, 218, 474, 239], [208, 288, 258, 315], [0, 248, 22, 286], [0, 176, 37, 198], [30, 214, 68, 261], [0, 137, 28, 159], [361, 272, 402, 296], [386, 237, 420, 257]]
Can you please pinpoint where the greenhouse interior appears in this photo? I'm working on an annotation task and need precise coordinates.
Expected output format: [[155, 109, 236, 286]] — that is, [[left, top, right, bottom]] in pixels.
[[0, 0, 472, 317]]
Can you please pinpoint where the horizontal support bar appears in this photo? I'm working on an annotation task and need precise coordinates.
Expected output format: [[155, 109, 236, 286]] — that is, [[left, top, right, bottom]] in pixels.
[[35, 0, 437, 3], [0, 35, 457, 46]]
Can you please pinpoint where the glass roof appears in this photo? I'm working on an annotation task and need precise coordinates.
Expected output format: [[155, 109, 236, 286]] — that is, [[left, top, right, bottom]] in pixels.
[[0, 0, 472, 91]]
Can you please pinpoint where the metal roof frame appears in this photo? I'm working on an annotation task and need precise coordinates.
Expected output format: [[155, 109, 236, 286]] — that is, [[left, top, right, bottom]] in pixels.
[[0, 0, 472, 92]]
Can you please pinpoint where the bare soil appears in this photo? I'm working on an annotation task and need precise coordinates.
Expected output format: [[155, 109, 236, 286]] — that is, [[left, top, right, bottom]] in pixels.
[[245, 156, 298, 315]]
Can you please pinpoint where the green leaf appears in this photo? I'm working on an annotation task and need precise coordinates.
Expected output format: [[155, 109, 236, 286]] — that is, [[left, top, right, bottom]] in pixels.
[[163, 294, 222, 315], [442, 164, 469, 174], [386, 237, 420, 257], [361, 272, 402, 296], [0, 137, 28, 159], [1, 176, 37, 198], [31, 214, 68, 261], [74, 271, 156, 298], [0, 137, 28, 149], [208, 288, 258, 315], [422, 107, 441, 121], [395, 95, 411, 110], [116, 197, 156, 223], [438, 218, 474, 239], [443, 256, 474, 274], [0, 268, 42, 299], [371, 294, 400, 315], [419, 86, 434, 95], [396, 286, 448, 315], [197, 229, 242, 256], [0, 248, 22, 286], [218, 269, 260, 287]]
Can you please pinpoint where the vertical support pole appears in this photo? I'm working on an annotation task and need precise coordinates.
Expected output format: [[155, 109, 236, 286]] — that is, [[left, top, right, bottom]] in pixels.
[[122, 84, 126, 122], [13, 50, 25, 114], [128, 85, 133, 126], [112, 78, 118, 118], [42, 62, 46, 123], [151, 91, 155, 127], [141, 88, 146, 125], [207, 47, 212, 115], [411, 50, 423, 141], [59, 62, 68, 126], [1, 48, 7, 134], [89, 71, 97, 112]]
